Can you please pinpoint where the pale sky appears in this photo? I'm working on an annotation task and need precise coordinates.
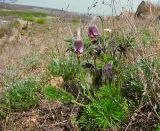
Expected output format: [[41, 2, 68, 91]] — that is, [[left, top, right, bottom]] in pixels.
[[7, 0, 160, 15]]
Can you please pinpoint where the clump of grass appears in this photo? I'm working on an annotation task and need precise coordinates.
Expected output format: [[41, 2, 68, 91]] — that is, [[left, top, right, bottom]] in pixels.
[[78, 86, 129, 130], [0, 78, 38, 118], [36, 18, 46, 24], [44, 85, 74, 102], [141, 29, 154, 46], [2, 64, 19, 84], [44, 82, 129, 130], [22, 53, 40, 70], [22, 15, 35, 22], [48, 56, 78, 81], [122, 65, 143, 105]]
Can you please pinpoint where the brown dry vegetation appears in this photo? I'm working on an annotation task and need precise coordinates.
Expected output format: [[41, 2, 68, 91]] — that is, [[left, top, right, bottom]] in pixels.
[[0, 17, 75, 80], [0, 13, 87, 130], [0, 7, 160, 131]]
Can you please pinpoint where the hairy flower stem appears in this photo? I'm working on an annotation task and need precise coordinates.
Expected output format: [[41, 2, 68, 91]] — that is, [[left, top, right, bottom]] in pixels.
[[98, 16, 105, 48], [94, 56, 97, 69], [71, 100, 86, 107], [77, 56, 93, 100]]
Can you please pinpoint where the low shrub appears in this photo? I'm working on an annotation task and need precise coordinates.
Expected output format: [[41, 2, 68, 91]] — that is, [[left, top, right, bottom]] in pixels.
[[22, 53, 40, 70], [0, 78, 38, 118], [48, 56, 78, 81], [8, 78, 38, 110]]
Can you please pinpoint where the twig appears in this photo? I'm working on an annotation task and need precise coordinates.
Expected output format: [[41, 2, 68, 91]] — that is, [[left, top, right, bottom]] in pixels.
[[124, 121, 132, 131], [52, 120, 68, 126]]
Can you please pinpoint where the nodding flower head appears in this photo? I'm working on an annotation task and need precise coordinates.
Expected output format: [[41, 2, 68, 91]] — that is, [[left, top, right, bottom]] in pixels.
[[88, 25, 100, 39], [74, 27, 84, 56], [103, 62, 113, 79], [74, 39, 84, 55]]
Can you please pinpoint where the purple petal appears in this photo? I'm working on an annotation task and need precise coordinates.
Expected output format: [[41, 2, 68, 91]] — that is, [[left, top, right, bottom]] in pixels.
[[74, 40, 84, 54], [88, 25, 100, 39]]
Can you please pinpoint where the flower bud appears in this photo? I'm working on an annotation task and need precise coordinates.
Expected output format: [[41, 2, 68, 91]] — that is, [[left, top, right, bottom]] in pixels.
[[103, 63, 113, 79]]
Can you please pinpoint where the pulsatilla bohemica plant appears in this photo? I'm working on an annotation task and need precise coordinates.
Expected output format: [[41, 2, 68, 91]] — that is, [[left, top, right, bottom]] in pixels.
[[74, 27, 93, 100]]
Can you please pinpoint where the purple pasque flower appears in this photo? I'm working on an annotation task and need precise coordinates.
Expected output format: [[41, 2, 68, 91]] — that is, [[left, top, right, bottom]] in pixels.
[[74, 39, 84, 55], [88, 25, 100, 39], [103, 62, 113, 85]]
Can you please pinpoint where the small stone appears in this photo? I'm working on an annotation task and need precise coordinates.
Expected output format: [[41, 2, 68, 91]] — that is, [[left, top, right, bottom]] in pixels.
[[50, 76, 64, 89]]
